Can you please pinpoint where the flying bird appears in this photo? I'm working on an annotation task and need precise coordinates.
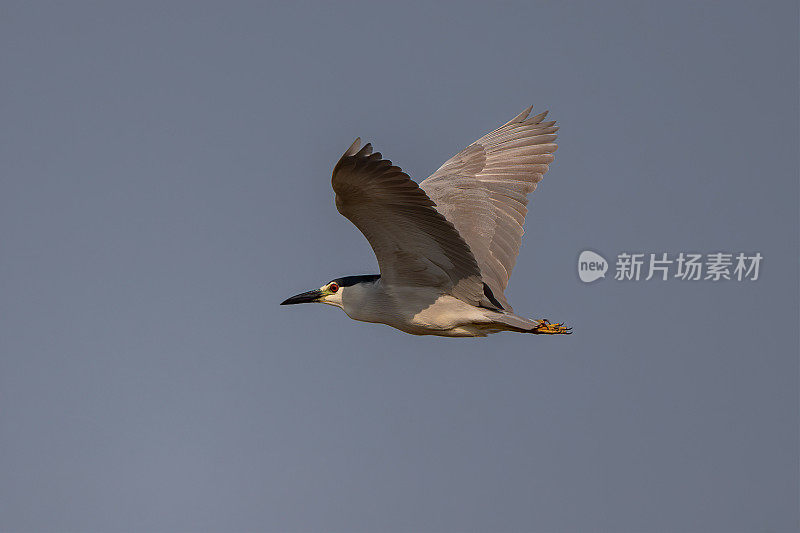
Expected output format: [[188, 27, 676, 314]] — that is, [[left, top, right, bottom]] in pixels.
[[281, 106, 571, 337]]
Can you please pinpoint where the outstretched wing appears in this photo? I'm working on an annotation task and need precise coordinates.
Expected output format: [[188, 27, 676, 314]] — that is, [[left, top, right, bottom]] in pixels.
[[419, 107, 558, 310], [332, 138, 485, 305]]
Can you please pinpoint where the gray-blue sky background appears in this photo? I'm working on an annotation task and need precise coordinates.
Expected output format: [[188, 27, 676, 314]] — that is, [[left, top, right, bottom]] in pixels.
[[1, 2, 798, 532]]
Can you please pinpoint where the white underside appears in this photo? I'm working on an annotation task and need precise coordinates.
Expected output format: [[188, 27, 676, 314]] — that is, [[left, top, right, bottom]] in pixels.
[[324, 280, 537, 337]]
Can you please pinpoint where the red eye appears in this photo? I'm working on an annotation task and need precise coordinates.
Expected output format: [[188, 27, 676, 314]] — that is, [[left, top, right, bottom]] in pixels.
[[329, 283, 339, 293]]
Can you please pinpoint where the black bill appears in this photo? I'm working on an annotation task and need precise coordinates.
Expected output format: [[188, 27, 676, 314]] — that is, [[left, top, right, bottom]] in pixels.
[[280, 289, 323, 305]]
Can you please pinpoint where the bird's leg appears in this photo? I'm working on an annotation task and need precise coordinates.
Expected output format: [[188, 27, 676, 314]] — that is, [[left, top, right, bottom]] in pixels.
[[531, 318, 572, 335]]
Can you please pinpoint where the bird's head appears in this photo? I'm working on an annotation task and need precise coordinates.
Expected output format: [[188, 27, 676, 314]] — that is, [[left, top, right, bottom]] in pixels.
[[280, 280, 343, 308], [280, 274, 380, 309]]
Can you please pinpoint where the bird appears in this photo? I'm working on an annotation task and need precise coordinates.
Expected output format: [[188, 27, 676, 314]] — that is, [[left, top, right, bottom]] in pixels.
[[280, 106, 571, 337]]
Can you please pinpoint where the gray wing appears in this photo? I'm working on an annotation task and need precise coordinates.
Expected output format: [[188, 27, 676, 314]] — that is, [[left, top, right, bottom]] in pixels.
[[419, 106, 558, 311], [332, 138, 485, 306]]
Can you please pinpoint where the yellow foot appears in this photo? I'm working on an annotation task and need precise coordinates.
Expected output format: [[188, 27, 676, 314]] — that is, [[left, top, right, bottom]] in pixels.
[[532, 319, 572, 335]]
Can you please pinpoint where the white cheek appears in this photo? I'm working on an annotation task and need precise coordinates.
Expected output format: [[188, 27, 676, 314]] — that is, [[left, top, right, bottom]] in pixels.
[[319, 291, 344, 308]]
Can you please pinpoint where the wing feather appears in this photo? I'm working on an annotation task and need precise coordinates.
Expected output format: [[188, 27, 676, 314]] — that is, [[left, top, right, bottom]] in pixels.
[[332, 139, 485, 305], [419, 107, 559, 310]]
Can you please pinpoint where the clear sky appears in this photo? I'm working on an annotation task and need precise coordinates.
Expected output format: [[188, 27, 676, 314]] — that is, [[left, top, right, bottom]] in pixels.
[[1, 1, 798, 532]]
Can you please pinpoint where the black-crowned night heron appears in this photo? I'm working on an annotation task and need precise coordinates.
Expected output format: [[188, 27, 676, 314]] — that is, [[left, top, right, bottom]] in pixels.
[[281, 106, 571, 337]]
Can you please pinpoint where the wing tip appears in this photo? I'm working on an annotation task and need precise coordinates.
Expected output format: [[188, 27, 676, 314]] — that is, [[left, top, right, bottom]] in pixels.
[[357, 143, 374, 157], [344, 137, 361, 156], [526, 109, 550, 125], [503, 105, 533, 126], [502, 106, 555, 128], [343, 137, 375, 158]]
